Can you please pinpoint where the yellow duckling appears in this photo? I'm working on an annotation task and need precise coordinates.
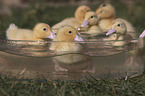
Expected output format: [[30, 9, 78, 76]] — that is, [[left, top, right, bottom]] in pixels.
[[105, 20, 127, 47], [50, 25, 88, 71], [6, 23, 55, 41], [96, 3, 136, 38], [80, 11, 102, 36], [50, 25, 84, 52], [52, 5, 91, 33], [96, 3, 115, 32]]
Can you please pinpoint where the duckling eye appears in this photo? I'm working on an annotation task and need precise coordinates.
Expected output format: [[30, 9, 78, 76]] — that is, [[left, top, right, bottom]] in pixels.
[[100, 11, 103, 13], [68, 31, 72, 34], [102, 4, 106, 7], [86, 10, 90, 12], [91, 16, 94, 18], [43, 28, 47, 31], [117, 24, 121, 27]]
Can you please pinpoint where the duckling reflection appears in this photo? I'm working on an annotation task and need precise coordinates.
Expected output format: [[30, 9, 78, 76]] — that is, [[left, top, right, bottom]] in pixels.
[[117, 30, 145, 72], [102, 28, 144, 76], [0, 51, 55, 79], [52, 5, 91, 33], [79, 11, 103, 37], [96, 3, 137, 39], [50, 25, 94, 73]]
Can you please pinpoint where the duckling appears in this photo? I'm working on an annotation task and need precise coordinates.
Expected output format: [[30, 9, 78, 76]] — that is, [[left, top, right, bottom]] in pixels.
[[52, 5, 91, 33], [50, 25, 84, 52], [80, 11, 102, 36], [96, 3, 136, 38], [50, 25, 90, 72], [6, 23, 55, 41], [96, 3, 115, 32], [105, 20, 127, 47]]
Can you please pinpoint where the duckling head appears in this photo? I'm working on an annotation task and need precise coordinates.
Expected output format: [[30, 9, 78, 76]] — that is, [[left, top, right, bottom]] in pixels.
[[33, 23, 55, 40], [75, 5, 91, 22], [96, 3, 116, 19], [106, 20, 127, 38], [55, 25, 84, 42], [81, 11, 99, 27]]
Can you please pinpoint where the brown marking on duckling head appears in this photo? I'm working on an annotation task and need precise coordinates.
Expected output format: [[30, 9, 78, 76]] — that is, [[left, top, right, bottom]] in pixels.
[[75, 5, 91, 22], [96, 3, 116, 19]]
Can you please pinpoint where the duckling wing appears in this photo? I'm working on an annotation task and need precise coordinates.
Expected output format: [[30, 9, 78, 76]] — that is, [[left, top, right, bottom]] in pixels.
[[52, 18, 81, 33], [6, 25, 33, 40], [98, 19, 113, 32], [86, 25, 103, 36]]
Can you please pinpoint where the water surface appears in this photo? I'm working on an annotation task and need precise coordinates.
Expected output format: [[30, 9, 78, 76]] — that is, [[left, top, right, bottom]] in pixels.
[[0, 38, 144, 80]]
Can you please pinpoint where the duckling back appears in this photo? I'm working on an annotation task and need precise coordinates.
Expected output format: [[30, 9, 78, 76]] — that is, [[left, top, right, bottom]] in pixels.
[[52, 5, 91, 33], [6, 23, 33, 40], [52, 18, 81, 33]]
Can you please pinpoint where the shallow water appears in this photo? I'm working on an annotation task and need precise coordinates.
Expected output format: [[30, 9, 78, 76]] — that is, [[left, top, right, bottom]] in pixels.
[[0, 38, 144, 80]]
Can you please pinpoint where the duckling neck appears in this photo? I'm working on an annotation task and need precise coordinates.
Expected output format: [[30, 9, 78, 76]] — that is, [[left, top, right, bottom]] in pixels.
[[33, 38, 44, 41], [32, 35, 44, 41], [116, 34, 125, 40], [109, 34, 124, 41], [51, 42, 81, 52], [75, 14, 84, 23], [99, 18, 114, 31], [80, 19, 85, 24]]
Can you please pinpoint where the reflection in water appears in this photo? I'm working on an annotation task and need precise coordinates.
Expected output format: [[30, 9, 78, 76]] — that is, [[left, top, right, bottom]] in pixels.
[[52, 54, 93, 72], [0, 39, 144, 80]]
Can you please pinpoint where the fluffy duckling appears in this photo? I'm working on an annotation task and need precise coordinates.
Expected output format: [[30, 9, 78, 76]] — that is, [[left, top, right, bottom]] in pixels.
[[50, 25, 84, 52], [6, 23, 55, 41], [52, 5, 91, 33], [80, 11, 102, 36], [96, 3, 136, 38], [105, 20, 127, 47], [96, 3, 115, 32], [50, 25, 91, 72]]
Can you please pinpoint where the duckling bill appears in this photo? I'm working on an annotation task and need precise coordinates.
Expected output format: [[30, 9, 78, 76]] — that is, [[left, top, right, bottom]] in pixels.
[[81, 11, 99, 27], [139, 30, 145, 38]]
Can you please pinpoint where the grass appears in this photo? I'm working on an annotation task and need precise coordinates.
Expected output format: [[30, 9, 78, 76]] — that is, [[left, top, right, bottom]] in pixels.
[[0, 73, 145, 96], [0, 0, 145, 95]]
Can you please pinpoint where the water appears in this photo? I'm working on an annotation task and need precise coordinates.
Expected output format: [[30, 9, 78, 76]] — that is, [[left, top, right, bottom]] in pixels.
[[0, 38, 144, 80]]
